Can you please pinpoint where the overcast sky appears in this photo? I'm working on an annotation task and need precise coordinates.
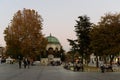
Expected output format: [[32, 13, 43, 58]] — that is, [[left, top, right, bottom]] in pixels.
[[0, 0, 120, 51]]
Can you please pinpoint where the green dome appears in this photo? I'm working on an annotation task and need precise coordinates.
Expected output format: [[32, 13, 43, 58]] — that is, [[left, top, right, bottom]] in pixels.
[[46, 34, 60, 44]]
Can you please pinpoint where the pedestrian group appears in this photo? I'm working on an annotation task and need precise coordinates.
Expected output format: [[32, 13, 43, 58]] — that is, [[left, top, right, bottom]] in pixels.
[[18, 57, 30, 69]]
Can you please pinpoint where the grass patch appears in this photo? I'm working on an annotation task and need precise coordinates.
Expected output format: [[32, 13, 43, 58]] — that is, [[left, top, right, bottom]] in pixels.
[[84, 65, 100, 72]]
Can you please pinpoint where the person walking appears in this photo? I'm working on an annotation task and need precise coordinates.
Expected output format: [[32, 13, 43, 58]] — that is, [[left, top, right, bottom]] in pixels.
[[23, 57, 27, 69], [18, 60, 22, 69], [18, 56, 22, 69], [27, 58, 30, 68]]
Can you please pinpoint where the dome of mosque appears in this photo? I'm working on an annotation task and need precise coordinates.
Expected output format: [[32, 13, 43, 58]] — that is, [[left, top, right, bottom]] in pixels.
[[46, 34, 60, 44]]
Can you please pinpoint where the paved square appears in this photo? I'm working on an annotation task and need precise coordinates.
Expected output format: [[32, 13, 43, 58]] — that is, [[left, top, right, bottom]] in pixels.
[[0, 63, 120, 80]]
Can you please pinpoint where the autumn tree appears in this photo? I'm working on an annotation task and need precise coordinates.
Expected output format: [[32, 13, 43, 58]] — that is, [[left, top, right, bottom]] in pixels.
[[89, 24, 104, 67], [90, 13, 120, 65], [4, 8, 47, 59], [65, 51, 73, 62]]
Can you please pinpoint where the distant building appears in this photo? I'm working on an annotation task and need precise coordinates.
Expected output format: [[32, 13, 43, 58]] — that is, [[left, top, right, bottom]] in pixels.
[[46, 34, 61, 53], [41, 34, 62, 65]]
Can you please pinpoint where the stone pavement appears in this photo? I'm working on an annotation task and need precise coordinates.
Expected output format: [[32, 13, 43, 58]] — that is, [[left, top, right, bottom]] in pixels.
[[0, 63, 120, 80]]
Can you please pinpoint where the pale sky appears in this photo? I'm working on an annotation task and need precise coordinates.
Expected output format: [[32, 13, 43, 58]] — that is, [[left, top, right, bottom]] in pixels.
[[0, 0, 120, 51]]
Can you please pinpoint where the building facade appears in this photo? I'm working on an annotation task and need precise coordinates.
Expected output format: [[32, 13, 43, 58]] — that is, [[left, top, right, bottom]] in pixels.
[[41, 34, 62, 65]]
